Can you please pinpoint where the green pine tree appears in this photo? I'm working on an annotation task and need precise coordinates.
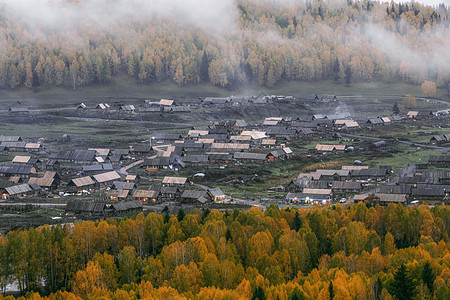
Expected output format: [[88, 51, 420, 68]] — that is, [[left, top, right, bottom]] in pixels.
[[373, 277, 382, 300], [345, 65, 352, 86], [422, 261, 436, 294], [290, 287, 306, 300], [251, 286, 266, 300], [177, 208, 185, 222], [163, 211, 170, 223], [329, 281, 335, 300], [333, 57, 340, 83], [225, 228, 232, 242], [293, 210, 302, 231], [389, 264, 417, 300], [200, 50, 209, 82]]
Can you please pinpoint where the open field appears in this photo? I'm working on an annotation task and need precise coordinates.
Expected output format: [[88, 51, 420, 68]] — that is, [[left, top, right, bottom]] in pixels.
[[0, 76, 447, 108]]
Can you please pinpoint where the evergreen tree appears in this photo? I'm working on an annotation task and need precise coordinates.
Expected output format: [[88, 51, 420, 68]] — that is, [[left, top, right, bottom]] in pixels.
[[392, 102, 400, 114], [389, 264, 417, 300], [163, 211, 170, 223], [225, 228, 232, 242], [293, 211, 302, 231], [373, 277, 382, 300], [329, 281, 335, 300], [422, 261, 435, 293], [200, 50, 209, 82], [345, 65, 352, 86], [202, 208, 210, 222], [290, 287, 306, 300], [177, 208, 185, 222], [251, 286, 266, 300], [333, 58, 340, 83]]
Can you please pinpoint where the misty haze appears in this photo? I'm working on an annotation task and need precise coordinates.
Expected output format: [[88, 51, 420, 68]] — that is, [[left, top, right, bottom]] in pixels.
[[0, 0, 449, 299]]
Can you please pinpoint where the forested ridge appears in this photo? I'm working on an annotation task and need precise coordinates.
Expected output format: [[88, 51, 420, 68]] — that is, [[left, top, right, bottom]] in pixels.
[[0, 204, 449, 299], [0, 0, 449, 90]]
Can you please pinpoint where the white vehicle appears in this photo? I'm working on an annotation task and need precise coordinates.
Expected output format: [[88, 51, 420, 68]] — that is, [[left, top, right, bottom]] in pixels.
[[339, 198, 347, 203]]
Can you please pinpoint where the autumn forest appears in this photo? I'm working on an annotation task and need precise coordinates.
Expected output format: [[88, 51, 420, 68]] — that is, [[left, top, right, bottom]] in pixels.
[[0, 204, 449, 299], [0, 0, 449, 90]]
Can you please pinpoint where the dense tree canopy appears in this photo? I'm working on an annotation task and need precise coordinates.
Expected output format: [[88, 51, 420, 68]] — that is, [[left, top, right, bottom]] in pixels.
[[0, 1, 448, 89], [0, 203, 449, 299]]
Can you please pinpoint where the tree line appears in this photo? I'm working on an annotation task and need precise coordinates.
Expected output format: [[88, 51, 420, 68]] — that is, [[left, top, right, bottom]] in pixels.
[[0, 1, 448, 90], [0, 203, 449, 299]]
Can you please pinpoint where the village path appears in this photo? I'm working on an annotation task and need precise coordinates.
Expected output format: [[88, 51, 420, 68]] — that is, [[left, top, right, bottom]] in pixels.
[[119, 159, 144, 176]]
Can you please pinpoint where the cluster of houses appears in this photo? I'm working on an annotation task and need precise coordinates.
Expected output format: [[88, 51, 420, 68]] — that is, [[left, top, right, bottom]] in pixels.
[[142, 119, 297, 170], [0, 98, 448, 215], [0, 132, 232, 211], [285, 165, 392, 204], [350, 152, 449, 206], [285, 150, 450, 206]]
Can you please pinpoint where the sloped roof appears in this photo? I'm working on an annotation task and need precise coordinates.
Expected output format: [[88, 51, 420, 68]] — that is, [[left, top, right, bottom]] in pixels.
[[125, 174, 138, 181], [144, 157, 171, 166], [351, 169, 388, 177], [188, 130, 209, 137], [209, 187, 225, 197], [378, 185, 411, 194], [241, 131, 267, 140], [70, 176, 95, 187], [0, 136, 21, 142], [106, 190, 129, 198], [332, 181, 361, 190], [25, 143, 41, 149], [315, 144, 346, 151], [263, 120, 280, 126], [302, 188, 332, 195], [316, 169, 350, 177], [211, 143, 249, 150], [113, 181, 135, 190], [160, 186, 178, 194], [162, 176, 187, 185], [181, 190, 207, 199], [133, 190, 157, 198], [342, 166, 369, 170], [283, 147, 293, 154], [28, 177, 55, 187], [182, 155, 209, 163], [12, 156, 31, 163], [261, 139, 276, 145], [43, 171, 57, 178], [233, 152, 267, 160], [160, 99, 174, 106], [93, 171, 121, 183], [0, 164, 34, 175], [88, 148, 110, 156], [266, 128, 297, 135], [2, 142, 27, 148], [6, 184, 34, 195], [375, 193, 407, 203], [51, 150, 96, 162], [270, 149, 286, 158]]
